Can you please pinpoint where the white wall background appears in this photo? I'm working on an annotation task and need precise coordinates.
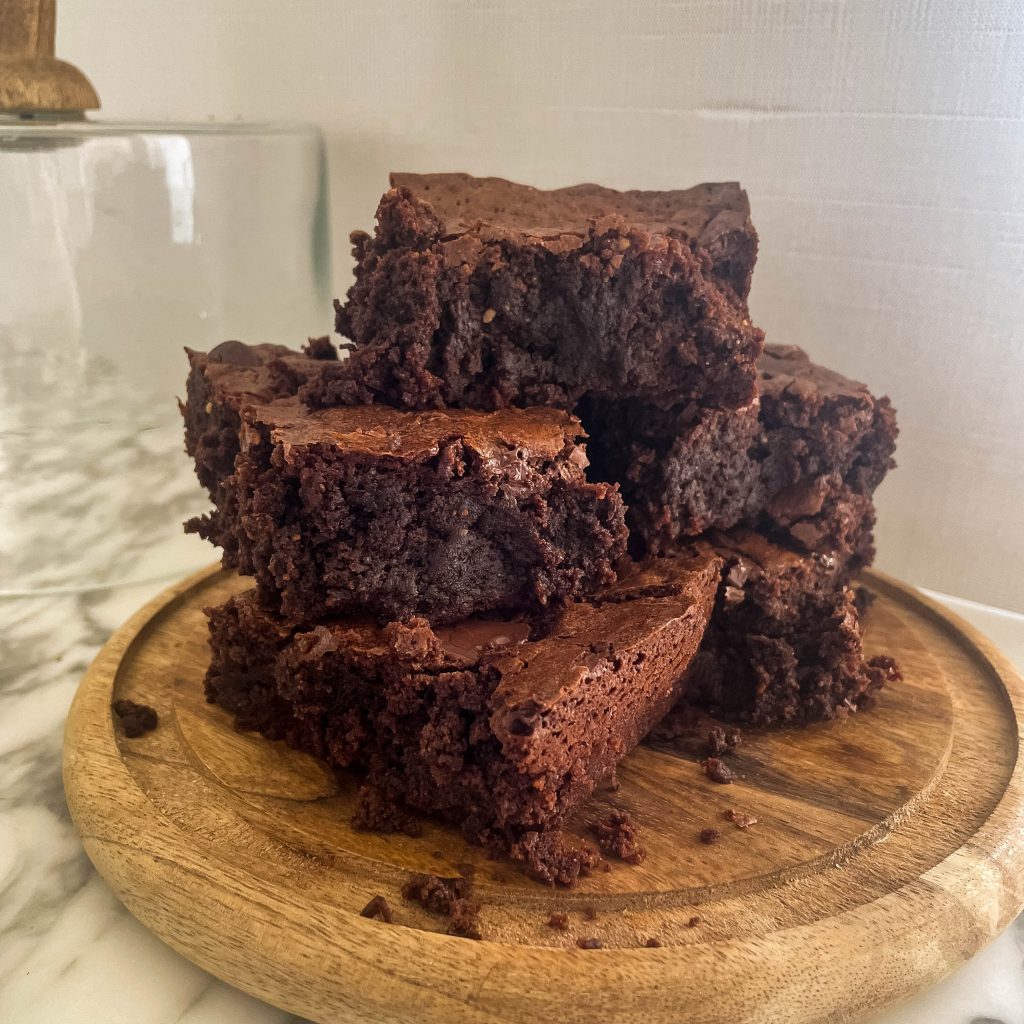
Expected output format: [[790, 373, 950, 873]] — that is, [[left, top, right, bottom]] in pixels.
[[58, 0, 1024, 612]]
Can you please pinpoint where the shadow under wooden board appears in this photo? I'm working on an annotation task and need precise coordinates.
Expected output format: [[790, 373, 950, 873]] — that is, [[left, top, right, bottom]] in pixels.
[[63, 565, 1024, 1024]]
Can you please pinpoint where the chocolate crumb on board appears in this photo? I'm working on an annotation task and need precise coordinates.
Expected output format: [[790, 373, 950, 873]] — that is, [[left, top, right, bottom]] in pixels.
[[401, 872, 482, 940], [358, 895, 393, 923], [111, 699, 158, 738], [507, 830, 601, 886], [702, 757, 735, 784], [725, 808, 758, 829], [687, 915, 702, 928], [577, 937, 603, 949], [448, 897, 483, 940], [547, 912, 570, 931], [645, 937, 663, 948], [699, 828, 721, 845], [351, 784, 423, 837], [582, 905, 598, 922], [707, 725, 742, 756], [590, 809, 646, 864]]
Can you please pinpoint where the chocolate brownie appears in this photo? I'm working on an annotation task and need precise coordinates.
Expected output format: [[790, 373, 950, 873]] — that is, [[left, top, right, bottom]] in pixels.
[[581, 344, 897, 565], [212, 397, 627, 624], [205, 549, 722, 875], [305, 173, 763, 412], [686, 529, 900, 726], [182, 339, 337, 558]]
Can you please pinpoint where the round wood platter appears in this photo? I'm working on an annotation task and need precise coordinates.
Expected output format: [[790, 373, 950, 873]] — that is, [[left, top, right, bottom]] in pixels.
[[64, 565, 1024, 1024]]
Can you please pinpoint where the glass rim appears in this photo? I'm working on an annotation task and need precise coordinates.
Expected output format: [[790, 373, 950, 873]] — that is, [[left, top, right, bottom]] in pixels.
[[0, 115, 323, 139]]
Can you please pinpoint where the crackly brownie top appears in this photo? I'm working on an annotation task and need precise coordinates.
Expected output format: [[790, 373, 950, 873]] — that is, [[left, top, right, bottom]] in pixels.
[[244, 395, 589, 468], [280, 545, 721, 737], [758, 344, 880, 406], [388, 172, 752, 255], [487, 547, 722, 730], [189, 339, 337, 408]]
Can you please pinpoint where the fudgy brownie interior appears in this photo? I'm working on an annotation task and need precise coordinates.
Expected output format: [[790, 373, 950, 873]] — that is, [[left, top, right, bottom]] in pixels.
[[581, 343, 897, 565], [229, 398, 627, 624]]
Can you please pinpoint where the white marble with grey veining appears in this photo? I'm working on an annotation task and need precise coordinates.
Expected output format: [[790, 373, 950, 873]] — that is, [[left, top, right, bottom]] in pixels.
[[1, 352, 1022, 1022]]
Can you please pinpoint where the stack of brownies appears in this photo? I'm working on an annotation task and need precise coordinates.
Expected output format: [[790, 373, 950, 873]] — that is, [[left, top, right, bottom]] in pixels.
[[183, 173, 899, 883]]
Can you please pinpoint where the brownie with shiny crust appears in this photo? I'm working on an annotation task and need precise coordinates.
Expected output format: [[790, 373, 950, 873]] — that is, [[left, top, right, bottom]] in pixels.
[[214, 397, 628, 625], [686, 529, 900, 726], [581, 344, 897, 566], [305, 172, 763, 412], [205, 548, 722, 882], [182, 339, 337, 559]]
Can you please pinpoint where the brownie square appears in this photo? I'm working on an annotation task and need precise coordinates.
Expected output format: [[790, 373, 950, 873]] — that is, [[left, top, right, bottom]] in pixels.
[[182, 339, 337, 558], [205, 548, 723, 880], [581, 344, 897, 567], [222, 397, 627, 624], [686, 529, 900, 726], [304, 172, 763, 412]]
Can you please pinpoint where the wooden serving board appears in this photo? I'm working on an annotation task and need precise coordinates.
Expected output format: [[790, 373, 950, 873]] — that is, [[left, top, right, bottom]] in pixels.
[[64, 566, 1024, 1024]]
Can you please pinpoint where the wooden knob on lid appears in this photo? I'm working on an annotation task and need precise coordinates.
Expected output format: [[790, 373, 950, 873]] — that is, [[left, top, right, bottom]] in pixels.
[[0, 0, 99, 113]]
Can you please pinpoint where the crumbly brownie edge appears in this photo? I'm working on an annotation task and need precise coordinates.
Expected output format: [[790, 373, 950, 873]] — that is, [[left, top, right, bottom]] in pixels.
[[325, 185, 763, 412]]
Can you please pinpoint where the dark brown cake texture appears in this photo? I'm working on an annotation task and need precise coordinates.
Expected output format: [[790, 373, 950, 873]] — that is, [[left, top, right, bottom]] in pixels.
[[182, 338, 337, 559], [220, 395, 628, 625], [581, 343, 897, 565], [686, 529, 901, 726], [303, 172, 763, 413], [204, 548, 723, 883]]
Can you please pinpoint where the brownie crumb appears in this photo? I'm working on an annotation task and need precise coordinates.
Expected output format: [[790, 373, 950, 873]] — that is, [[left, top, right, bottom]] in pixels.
[[112, 699, 158, 738], [402, 873, 448, 914], [546, 912, 570, 931], [707, 725, 742, 756], [302, 335, 339, 360], [358, 895, 393, 923], [582, 905, 598, 922], [448, 897, 483, 940], [724, 808, 758, 829], [577, 937, 603, 949], [401, 872, 481, 940], [702, 757, 735, 784], [868, 654, 902, 683], [698, 828, 721, 845], [508, 830, 601, 886], [687, 916, 702, 928], [590, 809, 646, 865], [645, 937, 663, 948], [351, 785, 423, 837]]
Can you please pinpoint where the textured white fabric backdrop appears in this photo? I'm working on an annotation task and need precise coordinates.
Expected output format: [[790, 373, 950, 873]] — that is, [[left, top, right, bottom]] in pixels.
[[58, 0, 1024, 611]]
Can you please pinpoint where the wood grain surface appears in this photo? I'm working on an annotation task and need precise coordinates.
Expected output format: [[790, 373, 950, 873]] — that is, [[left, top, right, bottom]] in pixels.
[[0, 0, 99, 111], [63, 566, 1024, 1024]]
